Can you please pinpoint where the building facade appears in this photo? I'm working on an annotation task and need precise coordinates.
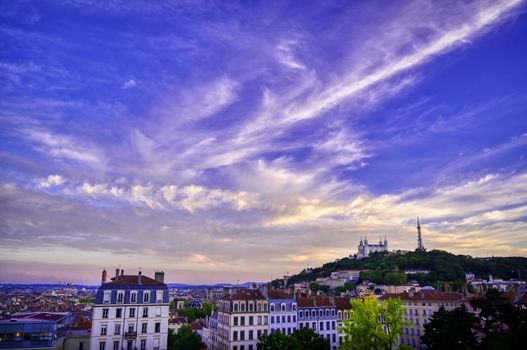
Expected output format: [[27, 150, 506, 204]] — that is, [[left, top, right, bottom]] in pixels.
[[357, 237, 388, 259], [296, 296, 339, 350], [214, 289, 269, 350], [379, 289, 464, 349], [267, 291, 297, 335], [90, 269, 169, 350]]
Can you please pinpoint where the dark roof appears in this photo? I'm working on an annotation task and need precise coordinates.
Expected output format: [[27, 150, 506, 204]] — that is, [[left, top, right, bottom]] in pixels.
[[1, 312, 70, 323], [229, 289, 266, 301], [104, 274, 165, 287], [379, 291, 463, 302], [334, 297, 352, 311], [268, 290, 292, 299], [296, 296, 334, 308]]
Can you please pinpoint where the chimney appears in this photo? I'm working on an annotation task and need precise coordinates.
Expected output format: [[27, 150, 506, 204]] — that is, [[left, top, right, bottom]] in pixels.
[[120, 269, 124, 276], [261, 284, 269, 298], [155, 271, 165, 283], [101, 269, 107, 284], [138, 271, 142, 285], [115, 268, 120, 280]]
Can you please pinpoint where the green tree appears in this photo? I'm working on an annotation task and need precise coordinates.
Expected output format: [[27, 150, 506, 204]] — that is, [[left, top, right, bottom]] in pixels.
[[339, 295, 408, 350], [293, 328, 330, 350], [257, 331, 301, 350], [167, 325, 205, 350], [421, 304, 479, 350]]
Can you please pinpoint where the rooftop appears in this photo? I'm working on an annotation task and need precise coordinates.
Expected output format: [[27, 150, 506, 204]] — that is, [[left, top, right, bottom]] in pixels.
[[0, 312, 71, 324], [379, 290, 464, 302], [103, 274, 165, 287]]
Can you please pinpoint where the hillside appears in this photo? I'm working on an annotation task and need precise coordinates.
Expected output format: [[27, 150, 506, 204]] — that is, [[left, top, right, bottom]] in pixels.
[[281, 250, 527, 288]]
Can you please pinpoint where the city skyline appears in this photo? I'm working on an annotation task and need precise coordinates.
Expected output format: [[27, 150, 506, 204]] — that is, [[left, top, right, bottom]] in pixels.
[[1, 0, 527, 285]]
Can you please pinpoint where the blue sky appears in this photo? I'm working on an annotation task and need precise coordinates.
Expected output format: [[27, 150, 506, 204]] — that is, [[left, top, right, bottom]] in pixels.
[[1, 0, 526, 284]]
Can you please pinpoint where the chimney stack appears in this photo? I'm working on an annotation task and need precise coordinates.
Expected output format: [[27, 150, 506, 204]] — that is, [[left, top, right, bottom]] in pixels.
[[138, 271, 142, 285], [102, 269, 107, 284], [115, 268, 119, 280], [155, 271, 165, 283], [120, 269, 124, 276]]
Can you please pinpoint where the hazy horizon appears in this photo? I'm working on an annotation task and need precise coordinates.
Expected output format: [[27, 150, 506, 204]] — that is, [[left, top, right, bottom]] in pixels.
[[1, 0, 527, 285]]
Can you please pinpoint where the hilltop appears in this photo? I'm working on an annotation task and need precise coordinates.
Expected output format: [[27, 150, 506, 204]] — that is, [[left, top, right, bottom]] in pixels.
[[279, 250, 527, 289]]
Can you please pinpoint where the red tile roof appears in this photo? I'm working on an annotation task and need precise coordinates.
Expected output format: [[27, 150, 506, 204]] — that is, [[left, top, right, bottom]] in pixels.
[[296, 296, 335, 307], [379, 291, 464, 302], [228, 289, 266, 300], [334, 297, 352, 310], [105, 274, 165, 286], [268, 290, 292, 299]]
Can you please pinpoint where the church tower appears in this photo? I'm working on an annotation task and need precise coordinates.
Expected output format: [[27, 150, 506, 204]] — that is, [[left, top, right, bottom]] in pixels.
[[416, 217, 425, 251]]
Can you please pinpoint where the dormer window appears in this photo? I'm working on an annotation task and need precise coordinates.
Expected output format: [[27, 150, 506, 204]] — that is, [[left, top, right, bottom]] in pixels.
[[233, 303, 239, 312], [103, 291, 111, 304], [143, 291, 150, 303], [241, 302, 246, 312], [270, 304, 275, 312], [130, 291, 137, 303], [248, 302, 254, 312], [281, 303, 286, 312], [117, 291, 124, 303], [292, 303, 297, 311], [156, 290, 163, 303]]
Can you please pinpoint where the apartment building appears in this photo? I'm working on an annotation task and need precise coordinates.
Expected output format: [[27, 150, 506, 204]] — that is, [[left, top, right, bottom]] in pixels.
[[334, 296, 352, 346], [215, 289, 269, 350], [90, 269, 169, 350], [267, 290, 297, 335], [379, 289, 464, 349], [296, 296, 339, 350]]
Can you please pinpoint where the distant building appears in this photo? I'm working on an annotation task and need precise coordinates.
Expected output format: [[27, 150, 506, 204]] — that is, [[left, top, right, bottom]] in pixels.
[[90, 269, 169, 350], [380, 289, 464, 349], [267, 290, 297, 335], [0, 312, 74, 349], [357, 237, 388, 259]]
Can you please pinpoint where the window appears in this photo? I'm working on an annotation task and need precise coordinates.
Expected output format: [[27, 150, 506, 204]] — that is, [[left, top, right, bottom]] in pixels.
[[282, 315, 285, 323], [320, 322, 324, 330], [240, 330, 245, 340], [117, 291, 124, 303], [293, 315, 296, 322], [326, 309, 330, 317], [264, 316, 268, 325], [101, 325, 107, 336], [234, 303, 238, 312], [299, 311, 303, 318], [319, 310, 323, 317], [142, 323, 147, 334], [156, 290, 163, 303], [112, 341, 119, 350], [233, 330, 238, 341], [257, 329, 262, 339], [129, 308, 136, 318], [140, 339, 146, 350], [257, 302, 261, 311], [103, 292, 111, 303], [270, 304, 275, 312], [155, 307, 161, 317], [128, 324, 134, 333], [326, 321, 330, 330], [249, 330, 253, 340], [114, 324, 121, 335], [249, 302, 254, 312], [115, 308, 122, 318], [332, 334, 336, 342], [131, 291, 137, 303], [287, 315, 291, 323], [155, 322, 160, 333], [241, 303, 246, 312], [249, 345, 253, 350], [240, 316, 245, 326], [292, 303, 297, 311], [99, 342, 106, 350], [257, 316, 262, 325], [234, 316, 238, 326], [312, 322, 316, 330], [249, 316, 253, 325], [270, 316, 274, 324], [332, 321, 336, 330], [311, 310, 316, 318], [281, 303, 286, 311], [142, 307, 149, 317], [79, 342, 85, 350], [154, 338, 160, 349], [143, 292, 150, 303], [127, 341, 132, 350]]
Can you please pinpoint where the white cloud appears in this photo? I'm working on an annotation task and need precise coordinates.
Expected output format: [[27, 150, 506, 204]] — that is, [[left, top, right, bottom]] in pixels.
[[122, 79, 137, 89]]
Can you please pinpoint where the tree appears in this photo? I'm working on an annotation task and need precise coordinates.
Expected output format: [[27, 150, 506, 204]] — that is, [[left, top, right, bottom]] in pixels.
[[167, 325, 205, 350], [257, 331, 301, 350], [293, 328, 330, 350], [339, 295, 408, 350], [421, 304, 479, 350], [257, 328, 328, 350]]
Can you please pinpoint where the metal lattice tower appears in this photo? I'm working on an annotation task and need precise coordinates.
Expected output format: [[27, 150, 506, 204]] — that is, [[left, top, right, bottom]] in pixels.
[[416, 217, 425, 251]]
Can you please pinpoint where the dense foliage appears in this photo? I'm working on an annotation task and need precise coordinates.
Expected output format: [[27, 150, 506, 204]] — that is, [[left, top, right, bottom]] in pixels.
[[282, 250, 527, 289], [339, 295, 407, 350], [257, 328, 330, 350], [167, 326, 205, 350], [422, 289, 527, 349], [170, 301, 213, 322]]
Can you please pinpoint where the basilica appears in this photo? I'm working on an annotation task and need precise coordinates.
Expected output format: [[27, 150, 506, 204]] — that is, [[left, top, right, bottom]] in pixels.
[[357, 236, 388, 259]]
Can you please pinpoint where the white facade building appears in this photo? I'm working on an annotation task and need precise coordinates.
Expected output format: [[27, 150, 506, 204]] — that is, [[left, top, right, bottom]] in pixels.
[[90, 269, 169, 350], [357, 237, 388, 259]]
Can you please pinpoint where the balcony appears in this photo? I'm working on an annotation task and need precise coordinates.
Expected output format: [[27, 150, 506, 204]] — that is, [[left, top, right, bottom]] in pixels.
[[124, 331, 137, 338]]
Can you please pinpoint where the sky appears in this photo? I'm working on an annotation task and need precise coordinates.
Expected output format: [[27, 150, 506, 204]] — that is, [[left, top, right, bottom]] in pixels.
[[1, 0, 527, 285]]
